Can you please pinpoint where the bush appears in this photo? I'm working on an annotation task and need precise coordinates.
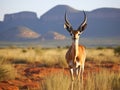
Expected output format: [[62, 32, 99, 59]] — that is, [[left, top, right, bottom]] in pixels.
[[96, 46, 104, 50], [21, 49, 27, 53], [0, 64, 16, 81], [12, 59, 28, 64], [114, 46, 120, 56], [0, 67, 8, 81]]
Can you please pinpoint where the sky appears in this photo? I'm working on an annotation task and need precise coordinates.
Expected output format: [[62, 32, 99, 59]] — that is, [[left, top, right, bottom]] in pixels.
[[0, 0, 120, 21]]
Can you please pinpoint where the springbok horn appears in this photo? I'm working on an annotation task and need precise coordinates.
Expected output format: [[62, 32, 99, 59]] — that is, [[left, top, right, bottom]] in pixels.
[[77, 11, 87, 32], [64, 12, 73, 33]]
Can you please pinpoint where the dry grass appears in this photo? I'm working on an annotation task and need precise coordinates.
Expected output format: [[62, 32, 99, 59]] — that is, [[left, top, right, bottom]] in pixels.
[[0, 48, 67, 67], [40, 72, 71, 90], [40, 69, 120, 90], [85, 69, 120, 90], [0, 64, 16, 81], [86, 48, 120, 64], [0, 47, 67, 81], [0, 46, 120, 87], [0, 47, 119, 66]]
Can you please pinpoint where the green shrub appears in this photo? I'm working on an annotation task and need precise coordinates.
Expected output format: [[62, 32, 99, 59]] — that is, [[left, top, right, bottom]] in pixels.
[[114, 46, 120, 56], [21, 49, 27, 53], [96, 46, 104, 50], [12, 59, 28, 64], [112, 76, 120, 90], [0, 64, 16, 81], [0, 67, 8, 81]]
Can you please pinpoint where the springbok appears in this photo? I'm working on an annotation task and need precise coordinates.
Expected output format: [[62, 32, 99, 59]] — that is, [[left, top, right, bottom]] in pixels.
[[64, 11, 87, 81]]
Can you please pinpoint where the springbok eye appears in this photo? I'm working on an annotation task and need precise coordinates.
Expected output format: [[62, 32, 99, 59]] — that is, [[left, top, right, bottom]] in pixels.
[[70, 33, 72, 36]]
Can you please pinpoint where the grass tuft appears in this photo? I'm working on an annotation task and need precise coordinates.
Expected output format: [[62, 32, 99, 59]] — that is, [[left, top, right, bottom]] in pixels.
[[85, 69, 120, 90], [0, 64, 16, 81], [41, 72, 71, 90]]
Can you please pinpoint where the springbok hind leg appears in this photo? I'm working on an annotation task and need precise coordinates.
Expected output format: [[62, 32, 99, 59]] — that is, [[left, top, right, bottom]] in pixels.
[[77, 66, 81, 81]]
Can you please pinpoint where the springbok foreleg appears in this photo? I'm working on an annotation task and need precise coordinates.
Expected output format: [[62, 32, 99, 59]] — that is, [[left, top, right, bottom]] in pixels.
[[81, 64, 84, 84], [70, 68, 74, 81]]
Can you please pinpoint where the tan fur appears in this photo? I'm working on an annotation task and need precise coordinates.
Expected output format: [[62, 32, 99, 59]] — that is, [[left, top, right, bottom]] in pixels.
[[65, 31, 86, 81], [64, 11, 87, 81], [66, 44, 86, 68]]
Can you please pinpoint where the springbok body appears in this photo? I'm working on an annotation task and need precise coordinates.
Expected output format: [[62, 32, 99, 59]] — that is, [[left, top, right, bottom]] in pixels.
[[64, 11, 87, 81]]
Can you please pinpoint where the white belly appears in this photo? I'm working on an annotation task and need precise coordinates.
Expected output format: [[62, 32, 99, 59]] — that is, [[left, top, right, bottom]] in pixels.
[[69, 60, 80, 68], [76, 61, 80, 67]]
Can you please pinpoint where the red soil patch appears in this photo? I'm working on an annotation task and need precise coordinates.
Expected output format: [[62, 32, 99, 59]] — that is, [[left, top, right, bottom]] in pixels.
[[0, 82, 19, 90], [0, 62, 120, 90]]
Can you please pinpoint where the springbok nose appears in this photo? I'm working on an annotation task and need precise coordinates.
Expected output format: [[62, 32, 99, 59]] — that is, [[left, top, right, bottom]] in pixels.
[[72, 37, 77, 40]]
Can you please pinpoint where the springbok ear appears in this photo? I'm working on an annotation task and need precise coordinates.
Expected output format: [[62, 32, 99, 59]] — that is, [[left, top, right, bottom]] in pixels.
[[64, 23, 73, 31], [77, 11, 87, 33], [64, 12, 73, 33]]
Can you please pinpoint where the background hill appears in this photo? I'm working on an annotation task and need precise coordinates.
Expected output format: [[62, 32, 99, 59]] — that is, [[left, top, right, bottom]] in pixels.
[[42, 31, 66, 40], [40, 5, 120, 37], [0, 5, 120, 42], [0, 26, 41, 41]]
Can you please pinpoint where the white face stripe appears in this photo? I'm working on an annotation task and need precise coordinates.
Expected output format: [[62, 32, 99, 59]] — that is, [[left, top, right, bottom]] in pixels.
[[71, 30, 81, 40]]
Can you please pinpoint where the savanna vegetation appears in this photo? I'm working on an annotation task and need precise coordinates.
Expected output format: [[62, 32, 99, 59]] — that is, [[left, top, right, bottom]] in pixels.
[[0, 46, 120, 90], [40, 70, 120, 90]]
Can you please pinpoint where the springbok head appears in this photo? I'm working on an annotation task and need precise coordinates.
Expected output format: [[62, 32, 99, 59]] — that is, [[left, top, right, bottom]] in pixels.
[[64, 11, 87, 40]]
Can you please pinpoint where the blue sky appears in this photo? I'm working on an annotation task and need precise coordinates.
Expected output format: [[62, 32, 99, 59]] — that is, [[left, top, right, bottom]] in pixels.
[[0, 0, 120, 21]]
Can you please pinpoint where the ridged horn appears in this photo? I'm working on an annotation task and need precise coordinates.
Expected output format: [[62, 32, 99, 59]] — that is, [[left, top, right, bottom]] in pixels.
[[77, 11, 87, 32], [64, 12, 73, 33]]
